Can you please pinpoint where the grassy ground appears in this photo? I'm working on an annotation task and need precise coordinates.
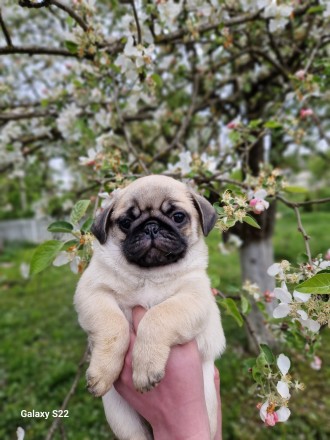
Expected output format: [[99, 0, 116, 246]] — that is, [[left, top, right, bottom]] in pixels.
[[0, 208, 329, 440]]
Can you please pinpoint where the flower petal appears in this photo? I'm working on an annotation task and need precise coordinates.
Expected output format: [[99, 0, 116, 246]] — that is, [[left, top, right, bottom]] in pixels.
[[53, 251, 69, 267], [254, 189, 267, 200], [277, 380, 291, 399], [259, 400, 269, 422], [267, 263, 280, 276], [277, 353, 291, 375], [297, 309, 308, 320], [293, 291, 311, 302], [305, 319, 321, 333], [273, 303, 290, 318], [70, 256, 80, 274], [274, 287, 292, 303], [276, 406, 291, 422]]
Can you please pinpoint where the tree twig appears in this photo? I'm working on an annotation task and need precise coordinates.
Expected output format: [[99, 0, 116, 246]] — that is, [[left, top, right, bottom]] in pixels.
[[293, 205, 312, 265], [130, 0, 142, 45], [0, 9, 12, 47], [45, 345, 89, 440], [113, 86, 150, 175], [149, 75, 200, 164], [215, 289, 260, 353]]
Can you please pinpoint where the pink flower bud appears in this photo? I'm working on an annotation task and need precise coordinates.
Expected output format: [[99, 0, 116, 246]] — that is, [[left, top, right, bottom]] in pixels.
[[265, 412, 279, 426], [249, 198, 266, 214], [227, 121, 238, 129], [295, 69, 305, 80], [264, 290, 275, 302], [325, 249, 330, 261], [300, 108, 314, 118], [310, 355, 322, 370]]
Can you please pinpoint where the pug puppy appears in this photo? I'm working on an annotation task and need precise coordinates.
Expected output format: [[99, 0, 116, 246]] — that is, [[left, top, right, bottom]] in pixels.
[[74, 175, 226, 440]]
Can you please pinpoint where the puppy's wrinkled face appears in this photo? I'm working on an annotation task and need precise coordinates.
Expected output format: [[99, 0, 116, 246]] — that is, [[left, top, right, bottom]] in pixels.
[[92, 175, 217, 268], [118, 198, 189, 267]]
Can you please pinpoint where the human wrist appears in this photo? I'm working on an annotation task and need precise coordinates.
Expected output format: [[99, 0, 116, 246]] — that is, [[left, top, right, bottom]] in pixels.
[[151, 401, 211, 440]]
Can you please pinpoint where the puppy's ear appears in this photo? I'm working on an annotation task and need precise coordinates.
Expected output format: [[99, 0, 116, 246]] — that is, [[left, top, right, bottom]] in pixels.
[[91, 206, 113, 244], [91, 190, 121, 244], [190, 192, 217, 236]]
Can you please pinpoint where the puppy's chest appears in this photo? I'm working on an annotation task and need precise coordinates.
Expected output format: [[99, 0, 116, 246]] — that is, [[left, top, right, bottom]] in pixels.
[[116, 279, 174, 312]]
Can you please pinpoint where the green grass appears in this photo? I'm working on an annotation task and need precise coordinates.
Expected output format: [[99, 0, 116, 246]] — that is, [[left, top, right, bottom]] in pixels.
[[0, 209, 329, 439]]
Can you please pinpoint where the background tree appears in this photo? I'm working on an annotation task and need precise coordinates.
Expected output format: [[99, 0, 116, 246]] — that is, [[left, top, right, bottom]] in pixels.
[[1, 0, 330, 436]]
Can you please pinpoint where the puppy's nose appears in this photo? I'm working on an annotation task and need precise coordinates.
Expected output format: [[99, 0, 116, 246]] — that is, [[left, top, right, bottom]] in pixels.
[[144, 221, 159, 238]]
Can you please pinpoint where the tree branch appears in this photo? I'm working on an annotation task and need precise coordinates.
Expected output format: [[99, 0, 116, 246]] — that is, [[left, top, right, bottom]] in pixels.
[[0, 45, 86, 58], [51, 0, 89, 32], [276, 195, 330, 265], [0, 110, 56, 121], [19, 0, 52, 8], [150, 75, 200, 164], [0, 9, 12, 47], [155, 11, 261, 44]]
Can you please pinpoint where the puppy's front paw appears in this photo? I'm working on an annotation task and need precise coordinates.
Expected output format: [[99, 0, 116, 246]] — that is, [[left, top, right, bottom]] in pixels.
[[87, 354, 122, 397], [132, 343, 170, 393]]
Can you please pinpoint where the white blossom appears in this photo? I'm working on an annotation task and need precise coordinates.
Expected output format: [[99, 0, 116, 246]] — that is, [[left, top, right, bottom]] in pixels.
[[16, 427, 25, 440], [56, 103, 81, 141], [20, 263, 30, 280], [263, 0, 293, 33], [167, 151, 192, 174], [157, 0, 183, 29], [53, 251, 81, 274], [277, 380, 291, 399], [277, 353, 291, 376], [79, 145, 103, 166], [260, 400, 291, 425], [201, 153, 218, 172]]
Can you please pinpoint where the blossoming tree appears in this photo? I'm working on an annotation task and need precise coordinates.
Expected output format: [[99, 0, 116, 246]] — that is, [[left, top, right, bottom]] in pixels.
[[1, 0, 330, 434]]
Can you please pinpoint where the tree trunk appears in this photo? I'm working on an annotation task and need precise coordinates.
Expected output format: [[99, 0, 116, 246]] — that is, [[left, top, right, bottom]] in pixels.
[[234, 124, 278, 351], [240, 237, 277, 350]]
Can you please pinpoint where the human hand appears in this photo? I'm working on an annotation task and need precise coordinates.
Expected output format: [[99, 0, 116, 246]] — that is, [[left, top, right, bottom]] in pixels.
[[114, 307, 222, 440]]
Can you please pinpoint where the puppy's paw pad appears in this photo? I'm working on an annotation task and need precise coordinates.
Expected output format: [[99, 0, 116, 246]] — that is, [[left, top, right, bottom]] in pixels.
[[86, 368, 112, 397], [133, 369, 165, 393]]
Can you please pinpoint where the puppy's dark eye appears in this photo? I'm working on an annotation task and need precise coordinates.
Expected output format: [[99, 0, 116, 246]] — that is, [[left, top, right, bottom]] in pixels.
[[173, 212, 186, 224], [119, 218, 132, 231]]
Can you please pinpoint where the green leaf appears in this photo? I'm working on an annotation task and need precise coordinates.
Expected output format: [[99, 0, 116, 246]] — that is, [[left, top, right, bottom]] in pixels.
[[283, 186, 308, 194], [260, 344, 275, 365], [256, 352, 268, 369], [70, 200, 91, 225], [213, 203, 224, 214], [241, 296, 251, 315], [248, 119, 263, 129], [243, 215, 261, 229], [30, 240, 64, 276], [62, 239, 79, 250], [296, 252, 309, 264], [81, 217, 93, 233], [65, 40, 78, 54], [48, 221, 74, 233], [151, 73, 163, 88], [307, 5, 324, 14], [217, 298, 243, 327], [295, 273, 330, 294], [252, 365, 263, 384], [264, 120, 282, 129]]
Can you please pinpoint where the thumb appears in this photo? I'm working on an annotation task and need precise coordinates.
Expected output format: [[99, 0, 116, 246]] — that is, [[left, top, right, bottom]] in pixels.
[[132, 306, 147, 333]]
